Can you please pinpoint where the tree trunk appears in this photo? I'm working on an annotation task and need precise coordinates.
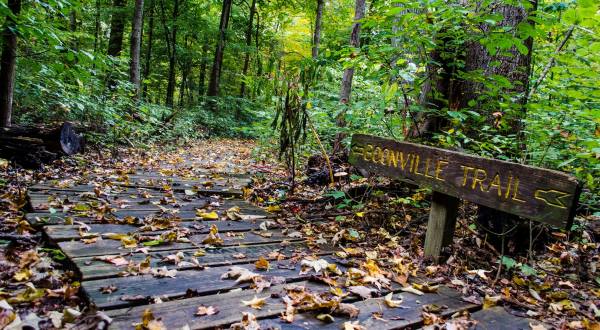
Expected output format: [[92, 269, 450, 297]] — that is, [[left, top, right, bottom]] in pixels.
[[240, 0, 257, 97], [129, 0, 144, 101], [142, 0, 155, 100], [207, 0, 233, 98], [412, 1, 535, 141], [198, 44, 208, 97], [94, 0, 101, 54], [129, 0, 144, 100], [333, 0, 366, 152], [0, 0, 21, 128], [107, 0, 127, 57], [160, 0, 179, 108], [254, 11, 262, 98], [312, 0, 324, 59]]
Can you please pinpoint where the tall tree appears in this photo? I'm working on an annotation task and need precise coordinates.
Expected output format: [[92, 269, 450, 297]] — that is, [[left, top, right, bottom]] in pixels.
[[107, 0, 127, 57], [207, 0, 233, 98], [160, 0, 179, 108], [142, 0, 155, 99], [0, 0, 22, 127], [198, 43, 208, 97], [311, 0, 324, 59], [412, 1, 535, 141], [130, 0, 145, 100], [333, 0, 366, 152], [240, 0, 257, 97]]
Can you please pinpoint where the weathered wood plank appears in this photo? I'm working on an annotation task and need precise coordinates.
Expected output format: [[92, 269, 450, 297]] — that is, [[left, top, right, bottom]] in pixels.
[[471, 306, 539, 330], [259, 286, 478, 329], [349, 134, 581, 227], [105, 282, 476, 329], [57, 230, 302, 258], [43, 219, 262, 242], [105, 281, 301, 329], [424, 192, 460, 259], [27, 209, 270, 227], [82, 258, 326, 309], [29, 183, 243, 196], [74, 242, 322, 281]]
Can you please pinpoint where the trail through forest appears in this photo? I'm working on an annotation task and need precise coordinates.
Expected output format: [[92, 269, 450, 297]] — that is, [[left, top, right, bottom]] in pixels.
[[0, 140, 598, 329]]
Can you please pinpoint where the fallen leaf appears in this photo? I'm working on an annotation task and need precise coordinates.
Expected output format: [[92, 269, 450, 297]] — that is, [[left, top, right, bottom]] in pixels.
[[317, 314, 335, 323], [335, 303, 359, 318], [343, 321, 366, 330], [195, 305, 218, 317], [242, 296, 267, 309], [349, 286, 376, 299], [384, 292, 403, 308], [94, 255, 129, 267], [400, 286, 424, 296], [255, 256, 270, 270], [483, 295, 502, 309]]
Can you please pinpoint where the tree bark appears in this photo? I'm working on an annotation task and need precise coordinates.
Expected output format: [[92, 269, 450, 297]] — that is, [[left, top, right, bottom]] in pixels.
[[129, 0, 144, 100], [333, 0, 366, 152], [311, 0, 324, 59], [107, 0, 127, 57], [160, 0, 179, 108], [412, 1, 535, 140], [198, 43, 208, 97], [94, 0, 101, 54], [0, 0, 21, 128], [142, 0, 155, 99], [240, 0, 257, 97], [207, 0, 233, 98]]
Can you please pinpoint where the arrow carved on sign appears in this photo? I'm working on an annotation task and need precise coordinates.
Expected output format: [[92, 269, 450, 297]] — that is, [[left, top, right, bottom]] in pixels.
[[534, 189, 571, 209]]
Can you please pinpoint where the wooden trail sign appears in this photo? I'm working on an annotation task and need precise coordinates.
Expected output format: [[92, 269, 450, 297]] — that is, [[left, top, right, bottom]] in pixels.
[[349, 134, 581, 259]]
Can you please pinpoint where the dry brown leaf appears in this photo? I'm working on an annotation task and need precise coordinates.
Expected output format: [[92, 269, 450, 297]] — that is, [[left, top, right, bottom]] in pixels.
[[254, 256, 270, 270], [349, 286, 376, 299], [343, 321, 366, 330], [195, 305, 218, 317]]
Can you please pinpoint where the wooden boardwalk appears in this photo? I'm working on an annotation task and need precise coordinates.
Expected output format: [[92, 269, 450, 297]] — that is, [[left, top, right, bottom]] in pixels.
[[25, 156, 523, 329]]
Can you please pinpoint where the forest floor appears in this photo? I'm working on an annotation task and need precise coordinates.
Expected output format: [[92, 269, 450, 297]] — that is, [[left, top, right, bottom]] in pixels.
[[0, 139, 599, 329]]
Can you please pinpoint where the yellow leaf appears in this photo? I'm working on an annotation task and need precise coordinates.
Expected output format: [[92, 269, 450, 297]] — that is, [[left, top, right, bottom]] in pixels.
[[266, 205, 281, 213], [255, 256, 270, 270], [197, 211, 219, 220], [483, 295, 502, 309], [412, 283, 439, 293], [355, 212, 364, 217], [384, 292, 403, 308], [13, 269, 32, 282], [242, 296, 267, 309]]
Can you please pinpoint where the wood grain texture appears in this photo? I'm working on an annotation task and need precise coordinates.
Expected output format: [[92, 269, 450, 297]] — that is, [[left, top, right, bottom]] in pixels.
[[82, 258, 332, 309], [349, 134, 580, 227], [57, 229, 303, 258], [424, 192, 459, 259], [74, 242, 326, 281]]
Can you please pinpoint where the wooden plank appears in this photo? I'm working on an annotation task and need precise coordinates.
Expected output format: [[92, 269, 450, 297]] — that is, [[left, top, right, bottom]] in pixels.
[[424, 192, 459, 259], [105, 282, 476, 329], [29, 183, 243, 196], [105, 281, 303, 329], [258, 286, 478, 330], [74, 242, 322, 281], [471, 306, 538, 330], [26, 208, 270, 227], [349, 134, 581, 227], [82, 258, 325, 310], [57, 230, 302, 258], [43, 219, 262, 242]]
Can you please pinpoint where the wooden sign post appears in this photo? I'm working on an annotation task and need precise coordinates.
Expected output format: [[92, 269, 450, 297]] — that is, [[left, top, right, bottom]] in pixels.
[[348, 134, 581, 260]]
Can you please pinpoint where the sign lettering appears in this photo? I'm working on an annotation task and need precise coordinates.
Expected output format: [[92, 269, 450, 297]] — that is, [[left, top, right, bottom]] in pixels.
[[349, 134, 581, 228]]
